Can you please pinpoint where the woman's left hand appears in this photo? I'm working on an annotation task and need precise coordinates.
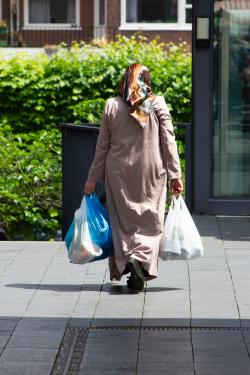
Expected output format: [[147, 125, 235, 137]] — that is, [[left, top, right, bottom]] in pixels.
[[84, 180, 96, 195], [170, 178, 183, 195]]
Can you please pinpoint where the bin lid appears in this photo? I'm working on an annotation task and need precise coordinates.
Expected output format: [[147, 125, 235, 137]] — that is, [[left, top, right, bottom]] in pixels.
[[59, 123, 100, 131]]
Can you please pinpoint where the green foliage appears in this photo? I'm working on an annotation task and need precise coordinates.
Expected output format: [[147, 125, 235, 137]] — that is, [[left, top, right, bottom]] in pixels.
[[0, 35, 191, 239], [0, 125, 61, 239]]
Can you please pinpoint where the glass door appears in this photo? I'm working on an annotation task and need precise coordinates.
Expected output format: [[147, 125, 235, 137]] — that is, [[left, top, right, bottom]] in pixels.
[[213, 2, 250, 198]]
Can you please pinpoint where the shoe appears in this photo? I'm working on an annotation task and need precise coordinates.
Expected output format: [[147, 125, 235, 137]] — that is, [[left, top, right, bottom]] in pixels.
[[126, 257, 145, 291]]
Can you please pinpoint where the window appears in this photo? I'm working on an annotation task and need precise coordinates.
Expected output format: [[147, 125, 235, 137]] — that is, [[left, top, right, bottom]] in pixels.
[[99, 0, 106, 26], [120, 0, 192, 30], [24, 0, 80, 27]]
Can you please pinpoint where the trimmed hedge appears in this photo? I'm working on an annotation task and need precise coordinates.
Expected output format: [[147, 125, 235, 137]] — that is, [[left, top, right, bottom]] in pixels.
[[0, 35, 191, 239]]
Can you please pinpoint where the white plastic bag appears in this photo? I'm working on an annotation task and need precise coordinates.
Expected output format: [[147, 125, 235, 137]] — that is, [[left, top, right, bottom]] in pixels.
[[159, 195, 204, 260], [68, 197, 102, 264]]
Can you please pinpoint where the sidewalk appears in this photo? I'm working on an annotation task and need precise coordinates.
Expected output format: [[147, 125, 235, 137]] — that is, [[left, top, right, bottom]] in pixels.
[[0, 215, 250, 374]]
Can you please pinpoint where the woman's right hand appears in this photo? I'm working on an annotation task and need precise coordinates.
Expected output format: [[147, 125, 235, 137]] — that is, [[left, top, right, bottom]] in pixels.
[[170, 178, 183, 195], [84, 180, 96, 195]]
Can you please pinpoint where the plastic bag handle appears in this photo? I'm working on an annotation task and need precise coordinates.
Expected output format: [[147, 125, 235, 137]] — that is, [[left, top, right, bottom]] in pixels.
[[172, 194, 182, 210]]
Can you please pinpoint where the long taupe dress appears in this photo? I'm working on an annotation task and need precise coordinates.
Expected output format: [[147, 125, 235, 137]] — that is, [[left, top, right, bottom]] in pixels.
[[88, 95, 181, 281]]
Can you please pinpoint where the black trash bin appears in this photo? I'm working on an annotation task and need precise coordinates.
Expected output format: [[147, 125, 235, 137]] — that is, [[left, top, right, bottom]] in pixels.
[[59, 122, 192, 239], [59, 123, 104, 239]]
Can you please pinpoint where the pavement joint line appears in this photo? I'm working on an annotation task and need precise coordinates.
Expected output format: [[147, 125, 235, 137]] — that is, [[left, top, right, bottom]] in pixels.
[[216, 217, 250, 360], [22, 244, 61, 313], [90, 266, 108, 328], [135, 281, 147, 374], [187, 258, 196, 374], [0, 245, 24, 278], [69, 263, 90, 320], [0, 244, 62, 358]]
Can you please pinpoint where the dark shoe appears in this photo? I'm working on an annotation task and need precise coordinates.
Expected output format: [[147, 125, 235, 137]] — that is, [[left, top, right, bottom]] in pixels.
[[122, 264, 130, 275], [127, 257, 145, 291]]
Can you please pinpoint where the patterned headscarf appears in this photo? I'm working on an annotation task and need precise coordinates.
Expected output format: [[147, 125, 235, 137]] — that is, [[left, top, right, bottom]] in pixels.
[[120, 64, 155, 128]]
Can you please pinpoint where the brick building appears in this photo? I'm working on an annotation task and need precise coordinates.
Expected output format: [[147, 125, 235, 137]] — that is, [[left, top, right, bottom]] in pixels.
[[0, 0, 192, 47]]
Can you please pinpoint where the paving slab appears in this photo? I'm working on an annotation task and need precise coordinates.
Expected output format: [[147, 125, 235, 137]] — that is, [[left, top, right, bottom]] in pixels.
[[0, 216, 250, 374], [0, 242, 24, 251], [7, 330, 64, 349], [0, 347, 58, 363], [0, 361, 53, 375]]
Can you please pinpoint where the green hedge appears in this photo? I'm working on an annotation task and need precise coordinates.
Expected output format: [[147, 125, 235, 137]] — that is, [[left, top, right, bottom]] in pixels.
[[0, 35, 191, 239]]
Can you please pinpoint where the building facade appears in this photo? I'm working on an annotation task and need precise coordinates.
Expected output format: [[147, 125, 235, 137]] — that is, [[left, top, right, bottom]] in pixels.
[[0, 0, 192, 47]]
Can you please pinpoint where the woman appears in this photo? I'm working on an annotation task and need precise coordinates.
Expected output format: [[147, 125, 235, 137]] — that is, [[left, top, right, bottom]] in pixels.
[[84, 64, 183, 291]]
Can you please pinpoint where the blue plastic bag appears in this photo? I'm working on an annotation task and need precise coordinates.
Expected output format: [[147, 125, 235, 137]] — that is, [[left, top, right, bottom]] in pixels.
[[64, 220, 74, 251], [86, 193, 113, 262], [65, 193, 113, 263]]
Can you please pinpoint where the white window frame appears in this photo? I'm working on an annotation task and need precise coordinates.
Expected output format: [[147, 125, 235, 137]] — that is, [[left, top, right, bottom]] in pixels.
[[23, 0, 80, 29], [0, 0, 2, 21], [94, 0, 107, 38], [120, 0, 192, 31]]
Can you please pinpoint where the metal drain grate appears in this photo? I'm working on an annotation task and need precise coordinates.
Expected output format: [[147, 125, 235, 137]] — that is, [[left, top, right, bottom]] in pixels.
[[89, 325, 250, 331], [51, 328, 89, 375]]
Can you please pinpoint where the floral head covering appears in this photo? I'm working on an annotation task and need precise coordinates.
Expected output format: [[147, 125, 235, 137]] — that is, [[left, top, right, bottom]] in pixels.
[[120, 64, 155, 128]]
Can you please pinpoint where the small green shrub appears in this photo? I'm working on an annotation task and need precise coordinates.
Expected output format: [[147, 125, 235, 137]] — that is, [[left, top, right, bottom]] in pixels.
[[0, 125, 61, 239]]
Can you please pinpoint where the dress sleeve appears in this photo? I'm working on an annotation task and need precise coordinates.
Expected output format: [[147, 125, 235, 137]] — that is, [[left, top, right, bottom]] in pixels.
[[87, 100, 111, 182], [154, 96, 182, 180]]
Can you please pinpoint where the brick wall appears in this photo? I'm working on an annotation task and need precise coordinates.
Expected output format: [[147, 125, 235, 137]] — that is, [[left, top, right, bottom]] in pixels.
[[106, 0, 120, 27], [80, 0, 93, 28]]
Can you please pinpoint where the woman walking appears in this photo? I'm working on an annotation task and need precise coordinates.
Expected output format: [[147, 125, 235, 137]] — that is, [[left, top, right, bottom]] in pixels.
[[84, 64, 183, 291]]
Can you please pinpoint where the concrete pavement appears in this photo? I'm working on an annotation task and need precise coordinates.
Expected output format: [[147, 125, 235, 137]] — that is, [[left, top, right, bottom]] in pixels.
[[0, 215, 249, 374]]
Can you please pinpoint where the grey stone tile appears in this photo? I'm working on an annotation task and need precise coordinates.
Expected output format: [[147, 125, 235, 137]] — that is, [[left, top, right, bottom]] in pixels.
[[140, 329, 190, 340], [0, 319, 19, 331], [194, 350, 249, 363], [138, 349, 193, 363], [80, 372, 135, 375], [0, 360, 53, 375], [79, 352, 137, 372], [137, 360, 194, 372], [141, 318, 190, 327], [83, 347, 137, 359], [0, 347, 58, 363], [140, 335, 191, 350], [12, 328, 66, 338], [192, 330, 242, 340], [91, 318, 141, 327], [0, 251, 20, 259], [68, 318, 92, 328], [15, 317, 68, 331], [79, 364, 136, 374], [7, 330, 64, 349], [137, 372, 193, 375], [195, 363, 250, 375], [0, 334, 10, 348], [86, 329, 139, 347], [191, 319, 240, 328], [0, 242, 24, 251]]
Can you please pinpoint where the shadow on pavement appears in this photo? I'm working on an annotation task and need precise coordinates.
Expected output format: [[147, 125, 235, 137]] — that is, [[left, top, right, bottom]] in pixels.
[[4, 283, 182, 294]]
